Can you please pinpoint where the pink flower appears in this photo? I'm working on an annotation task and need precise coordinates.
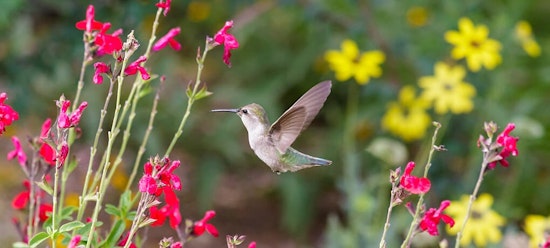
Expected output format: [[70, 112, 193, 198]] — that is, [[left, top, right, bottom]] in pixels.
[[95, 23, 123, 56], [57, 141, 69, 168], [153, 27, 181, 52], [125, 56, 150, 80], [400, 161, 431, 194], [68, 235, 81, 248], [149, 187, 182, 229], [40, 118, 51, 140], [248, 242, 257, 248], [156, 0, 172, 16], [0, 92, 19, 135], [57, 99, 88, 129], [213, 20, 239, 67], [75, 5, 103, 32], [419, 200, 455, 236], [171, 242, 182, 248], [488, 123, 519, 169], [7, 136, 27, 166], [192, 210, 219, 237], [93, 62, 110, 84]]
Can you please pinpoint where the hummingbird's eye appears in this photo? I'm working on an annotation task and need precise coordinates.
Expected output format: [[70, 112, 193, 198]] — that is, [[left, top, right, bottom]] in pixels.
[[241, 109, 248, 114]]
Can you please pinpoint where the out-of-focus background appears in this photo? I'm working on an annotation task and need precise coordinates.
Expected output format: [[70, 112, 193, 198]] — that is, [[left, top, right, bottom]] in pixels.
[[1, 0, 549, 247]]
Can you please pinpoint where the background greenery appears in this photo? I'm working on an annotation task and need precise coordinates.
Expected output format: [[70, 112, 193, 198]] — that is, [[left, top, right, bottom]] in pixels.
[[1, 0, 549, 247]]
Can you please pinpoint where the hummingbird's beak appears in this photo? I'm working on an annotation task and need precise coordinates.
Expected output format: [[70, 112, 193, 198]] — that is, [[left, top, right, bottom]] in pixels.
[[211, 108, 239, 113]]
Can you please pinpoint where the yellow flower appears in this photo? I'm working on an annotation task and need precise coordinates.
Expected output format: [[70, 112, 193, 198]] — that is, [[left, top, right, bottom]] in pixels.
[[419, 62, 476, 114], [445, 18, 502, 72], [381, 85, 431, 141], [406, 6, 429, 27], [446, 194, 506, 247], [187, 1, 211, 22], [325, 39, 385, 85], [524, 215, 550, 248], [515, 21, 541, 57]]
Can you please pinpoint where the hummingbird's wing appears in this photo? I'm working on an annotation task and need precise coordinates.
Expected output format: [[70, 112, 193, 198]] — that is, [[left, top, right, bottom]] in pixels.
[[269, 81, 332, 153]]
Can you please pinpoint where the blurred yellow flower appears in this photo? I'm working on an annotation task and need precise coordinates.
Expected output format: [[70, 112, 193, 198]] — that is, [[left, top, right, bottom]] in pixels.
[[187, 1, 211, 22], [406, 6, 429, 27], [515, 21, 541, 57], [325, 39, 385, 85], [446, 194, 506, 247], [381, 85, 431, 141], [524, 214, 550, 248], [419, 62, 476, 114], [111, 166, 129, 192], [445, 18, 502, 72]]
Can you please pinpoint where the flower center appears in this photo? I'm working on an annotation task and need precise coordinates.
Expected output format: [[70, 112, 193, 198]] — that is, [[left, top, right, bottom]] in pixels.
[[470, 40, 481, 48], [471, 210, 483, 219]]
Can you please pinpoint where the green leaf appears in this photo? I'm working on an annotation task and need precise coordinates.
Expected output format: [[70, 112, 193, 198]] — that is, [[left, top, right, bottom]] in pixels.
[[28, 232, 49, 248], [59, 221, 85, 233], [12, 242, 30, 248], [61, 206, 78, 220], [99, 219, 126, 248], [36, 180, 53, 196], [105, 204, 122, 217], [194, 85, 213, 100]]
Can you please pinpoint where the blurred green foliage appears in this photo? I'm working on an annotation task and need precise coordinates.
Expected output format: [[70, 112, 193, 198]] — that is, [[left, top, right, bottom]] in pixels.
[[1, 0, 550, 246]]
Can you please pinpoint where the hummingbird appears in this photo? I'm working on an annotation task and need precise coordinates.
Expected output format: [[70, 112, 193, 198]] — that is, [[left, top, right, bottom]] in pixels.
[[211, 80, 333, 174]]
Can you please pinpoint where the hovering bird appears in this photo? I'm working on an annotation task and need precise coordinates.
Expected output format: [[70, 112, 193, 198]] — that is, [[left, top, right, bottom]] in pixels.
[[212, 81, 333, 174]]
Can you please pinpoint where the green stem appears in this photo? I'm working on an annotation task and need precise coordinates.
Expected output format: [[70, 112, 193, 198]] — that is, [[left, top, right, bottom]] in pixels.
[[378, 186, 397, 248], [454, 157, 488, 248], [401, 122, 442, 248], [164, 42, 211, 158]]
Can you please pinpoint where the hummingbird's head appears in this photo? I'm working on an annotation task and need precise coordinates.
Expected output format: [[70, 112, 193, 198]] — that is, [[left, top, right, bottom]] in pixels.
[[211, 103, 269, 133]]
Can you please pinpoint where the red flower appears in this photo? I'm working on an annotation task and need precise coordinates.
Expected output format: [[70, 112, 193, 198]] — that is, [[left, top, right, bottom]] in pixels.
[[156, 0, 172, 16], [57, 141, 69, 167], [117, 232, 137, 248], [95, 23, 123, 56], [191, 210, 219, 237], [38, 204, 53, 222], [149, 187, 182, 229], [248, 242, 257, 248], [39, 143, 55, 166], [57, 99, 88, 129], [11, 180, 31, 210], [138, 158, 181, 196], [213, 20, 239, 67], [93, 62, 110, 84], [488, 123, 519, 169], [0, 92, 19, 135], [419, 200, 455, 236], [7, 136, 27, 166], [75, 5, 103, 32], [400, 161, 431, 194], [153, 27, 181, 52], [171, 242, 182, 248], [125, 56, 151, 80]]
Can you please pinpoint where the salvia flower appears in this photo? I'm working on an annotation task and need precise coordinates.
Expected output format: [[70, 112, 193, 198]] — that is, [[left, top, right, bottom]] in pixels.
[[95, 23, 123, 56], [138, 157, 182, 196], [153, 27, 181, 52], [125, 56, 151, 80], [75, 5, 103, 32], [0, 92, 19, 135], [400, 161, 431, 194], [7, 136, 27, 167], [156, 0, 172, 16], [486, 123, 519, 169], [57, 99, 88, 129], [93, 62, 110, 84], [191, 210, 219, 237], [149, 187, 182, 229], [11, 180, 52, 223], [213, 20, 240, 67], [39, 142, 55, 166], [419, 200, 455, 236], [67, 235, 81, 248]]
